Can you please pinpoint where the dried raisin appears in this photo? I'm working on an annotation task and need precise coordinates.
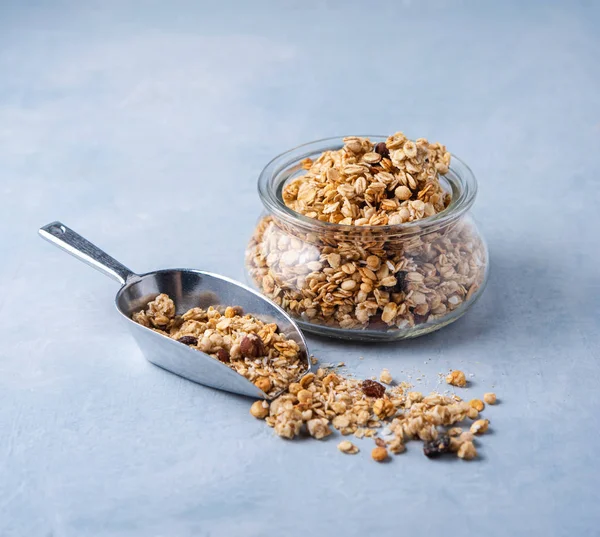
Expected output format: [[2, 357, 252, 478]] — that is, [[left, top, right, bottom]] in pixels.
[[423, 434, 451, 458], [383, 271, 407, 293], [374, 142, 389, 158], [361, 379, 386, 398], [177, 335, 198, 346]]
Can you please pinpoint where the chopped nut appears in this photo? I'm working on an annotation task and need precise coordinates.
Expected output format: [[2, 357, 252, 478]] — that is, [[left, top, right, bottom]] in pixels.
[[338, 441, 359, 454], [288, 383, 302, 395], [470, 419, 489, 435], [408, 391, 423, 403], [255, 377, 272, 393], [307, 418, 332, 439], [371, 446, 388, 462], [373, 398, 396, 419], [484, 392, 497, 404], [446, 370, 467, 387], [469, 399, 485, 411], [379, 369, 393, 385], [447, 427, 463, 437], [374, 437, 386, 448], [467, 407, 479, 420], [216, 349, 230, 363], [459, 431, 474, 443], [457, 441, 477, 460], [250, 400, 269, 419]]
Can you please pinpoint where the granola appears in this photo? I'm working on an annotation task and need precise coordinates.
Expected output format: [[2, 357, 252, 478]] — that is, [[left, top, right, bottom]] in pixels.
[[246, 134, 486, 335], [251, 365, 499, 462], [132, 294, 306, 396], [282, 133, 452, 225]]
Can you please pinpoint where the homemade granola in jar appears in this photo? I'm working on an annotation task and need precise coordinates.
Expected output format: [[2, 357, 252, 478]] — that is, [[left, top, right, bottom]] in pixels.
[[245, 135, 488, 341]]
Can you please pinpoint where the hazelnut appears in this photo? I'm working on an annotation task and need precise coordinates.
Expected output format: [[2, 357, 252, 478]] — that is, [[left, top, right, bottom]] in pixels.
[[371, 446, 388, 462], [240, 334, 265, 358], [483, 392, 497, 404], [249, 400, 269, 419]]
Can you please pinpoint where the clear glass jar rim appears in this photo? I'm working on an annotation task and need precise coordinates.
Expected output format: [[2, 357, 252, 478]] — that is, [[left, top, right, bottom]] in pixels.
[[258, 135, 478, 235]]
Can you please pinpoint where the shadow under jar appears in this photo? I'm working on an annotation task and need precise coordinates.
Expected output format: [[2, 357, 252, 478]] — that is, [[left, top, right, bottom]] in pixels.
[[245, 136, 489, 341]]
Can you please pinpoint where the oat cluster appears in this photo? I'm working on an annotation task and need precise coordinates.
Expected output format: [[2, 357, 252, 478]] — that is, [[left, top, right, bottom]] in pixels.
[[250, 366, 497, 462], [132, 294, 306, 396], [247, 215, 486, 331], [282, 133, 451, 226]]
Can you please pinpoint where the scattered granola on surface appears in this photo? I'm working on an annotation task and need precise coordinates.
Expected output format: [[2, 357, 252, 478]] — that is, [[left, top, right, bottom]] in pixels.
[[484, 392, 497, 405], [282, 133, 451, 226], [251, 364, 498, 462], [246, 133, 487, 333], [132, 294, 307, 396], [379, 368, 393, 385]]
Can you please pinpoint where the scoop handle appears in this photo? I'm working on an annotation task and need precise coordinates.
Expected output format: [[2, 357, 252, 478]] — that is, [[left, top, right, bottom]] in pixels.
[[39, 221, 137, 286]]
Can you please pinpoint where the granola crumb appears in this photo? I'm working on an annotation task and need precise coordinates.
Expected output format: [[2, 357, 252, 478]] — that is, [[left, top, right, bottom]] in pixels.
[[307, 418, 332, 440], [379, 369, 393, 385], [388, 437, 406, 454], [484, 392, 497, 404], [469, 399, 485, 411], [457, 441, 477, 460], [371, 446, 388, 462], [467, 407, 479, 420], [446, 370, 467, 387], [338, 441, 359, 454]]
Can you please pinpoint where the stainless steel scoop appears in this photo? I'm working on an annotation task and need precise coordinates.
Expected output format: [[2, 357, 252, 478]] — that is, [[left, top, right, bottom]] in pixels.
[[39, 221, 310, 399]]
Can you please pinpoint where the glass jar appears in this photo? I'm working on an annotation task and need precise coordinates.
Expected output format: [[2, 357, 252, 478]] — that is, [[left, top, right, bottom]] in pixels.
[[245, 136, 489, 341]]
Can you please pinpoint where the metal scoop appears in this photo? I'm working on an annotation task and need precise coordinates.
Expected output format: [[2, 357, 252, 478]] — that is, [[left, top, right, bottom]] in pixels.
[[39, 221, 310, 399]]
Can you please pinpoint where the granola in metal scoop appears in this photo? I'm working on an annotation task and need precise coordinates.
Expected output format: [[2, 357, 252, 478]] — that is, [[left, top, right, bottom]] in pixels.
[[132, 294, 306, 396]]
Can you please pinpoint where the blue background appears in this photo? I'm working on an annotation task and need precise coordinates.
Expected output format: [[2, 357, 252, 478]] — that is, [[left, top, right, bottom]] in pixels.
[[1, 1, 599, 536]]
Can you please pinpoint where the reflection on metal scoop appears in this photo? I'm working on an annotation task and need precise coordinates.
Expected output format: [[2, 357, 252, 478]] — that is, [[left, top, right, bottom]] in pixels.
[[39, 221, 310, 399]]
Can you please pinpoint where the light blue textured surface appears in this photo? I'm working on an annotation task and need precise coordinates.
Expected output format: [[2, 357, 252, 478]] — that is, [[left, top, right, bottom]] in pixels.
[[1, 1, 599, 536]]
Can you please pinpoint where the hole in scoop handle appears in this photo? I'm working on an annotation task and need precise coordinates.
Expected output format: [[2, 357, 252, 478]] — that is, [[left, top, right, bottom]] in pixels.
[[39, 221, 137, 286]]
